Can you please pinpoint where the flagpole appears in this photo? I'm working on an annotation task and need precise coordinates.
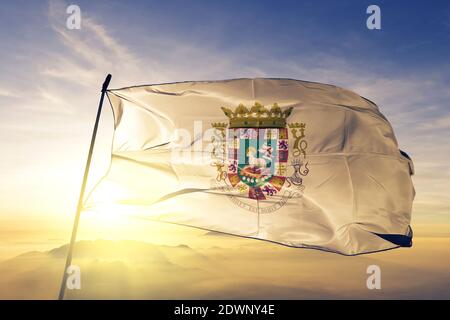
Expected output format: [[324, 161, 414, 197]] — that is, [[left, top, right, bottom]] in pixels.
[[58, 74, 112, 300]]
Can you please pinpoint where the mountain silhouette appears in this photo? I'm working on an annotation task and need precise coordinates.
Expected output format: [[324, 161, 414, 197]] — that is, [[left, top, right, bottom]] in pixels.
[[1, 237, 450, 299]]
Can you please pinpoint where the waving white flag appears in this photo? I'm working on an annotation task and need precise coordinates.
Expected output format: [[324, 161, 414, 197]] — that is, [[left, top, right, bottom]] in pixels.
[[85, 78, 414, 255]]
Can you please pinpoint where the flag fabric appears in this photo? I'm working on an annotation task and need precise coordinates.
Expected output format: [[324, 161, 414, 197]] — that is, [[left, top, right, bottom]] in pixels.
[[85, 78, 415, 255]]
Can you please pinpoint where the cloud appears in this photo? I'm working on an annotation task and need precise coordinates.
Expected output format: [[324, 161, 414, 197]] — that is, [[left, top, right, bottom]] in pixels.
[[45, 0, 143, 88], [2, 239, 450, 299], [0, 88, 19, 98], [420, 115, 450, 130]]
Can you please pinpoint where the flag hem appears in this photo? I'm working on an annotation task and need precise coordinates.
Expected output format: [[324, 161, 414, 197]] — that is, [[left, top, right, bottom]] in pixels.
[[129, 215, 412, 256]]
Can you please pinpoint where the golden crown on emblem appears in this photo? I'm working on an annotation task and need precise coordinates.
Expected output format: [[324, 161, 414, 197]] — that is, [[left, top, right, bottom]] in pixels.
[[221, 102, 293, 128]]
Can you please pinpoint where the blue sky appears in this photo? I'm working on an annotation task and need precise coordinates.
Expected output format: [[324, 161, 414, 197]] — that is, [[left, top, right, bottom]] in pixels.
[[0, 0, 449, 226], [115, 0, 450, 69], [2, 1, 450, 79]]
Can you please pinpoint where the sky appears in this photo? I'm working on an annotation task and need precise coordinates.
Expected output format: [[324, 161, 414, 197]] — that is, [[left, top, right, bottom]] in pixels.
[[0, 0, 450, 258]]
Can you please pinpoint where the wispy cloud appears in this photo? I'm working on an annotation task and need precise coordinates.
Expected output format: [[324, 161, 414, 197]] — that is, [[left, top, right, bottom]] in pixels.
[[45, 0, 142, 88], [0, 88, 19, 98], [420, 115, 450, 130]]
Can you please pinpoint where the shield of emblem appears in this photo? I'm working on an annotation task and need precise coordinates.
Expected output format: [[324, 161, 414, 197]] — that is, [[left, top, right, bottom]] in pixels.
[[226, 127, 289, 200]]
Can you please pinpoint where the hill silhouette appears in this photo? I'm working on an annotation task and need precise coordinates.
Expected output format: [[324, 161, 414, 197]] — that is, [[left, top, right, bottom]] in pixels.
[[1, 237, 450, 299]]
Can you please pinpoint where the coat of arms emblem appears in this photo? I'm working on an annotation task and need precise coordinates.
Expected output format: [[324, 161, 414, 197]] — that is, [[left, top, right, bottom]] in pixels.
[[211, 102, 309, 213]]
